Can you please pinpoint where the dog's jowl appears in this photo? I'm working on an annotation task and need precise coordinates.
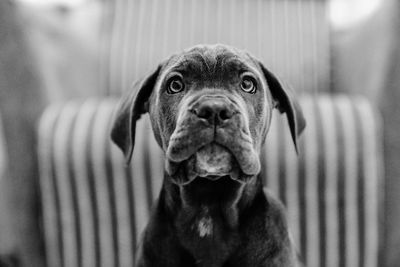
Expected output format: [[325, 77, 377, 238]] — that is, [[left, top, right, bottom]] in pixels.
[[111, 44, 306, 267]]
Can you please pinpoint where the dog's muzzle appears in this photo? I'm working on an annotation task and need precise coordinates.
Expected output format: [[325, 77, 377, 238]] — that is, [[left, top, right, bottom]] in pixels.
[[166, 95, 261, 185]]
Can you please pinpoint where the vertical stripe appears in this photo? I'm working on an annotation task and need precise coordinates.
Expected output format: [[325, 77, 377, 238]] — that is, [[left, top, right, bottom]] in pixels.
[[147, 0, 161, 73], [52, 112, 66, 267], [108, 0, 125, 94], [352, 100, 366, 267], [318, 97, 339, 267], [228, 0, 235, 45], [102, 1, 116, 95], [337, 97, 360, 267], [176, 0, 184, 50], [334, 99, 347, 267], [84, 105, 102, 267], [141, 0, 153, 72], [242, 0, 249, 49], [296, 0, 303, 92], [283, 0, 290, 84], [121, 0, 137, 92], [256, 0, 263, 57], [319, 1, 330, 92], [133, 0, 147, 82], [38, 106, 63, 267], [215, 0, 222, 43], [189, 0, 197, 45], [104, 124, 120, 267], [97, 1, 110, 95], [117, 0, 130, 90], [314, 97, 327, 267], [356, 100, 380, 267], [309, 1, 319, 93], [0, 115, 5, 174], [270, 0, 277, 68], [297, 99, 307, 261], [303, 99, 320, 267], [53, 103, 80, 267], [202, 0, 210, 44], [91, 102, 117, 267], [72, 101, 98, 267], [66, 105, 83, 267], [161, 0, 172, 59]]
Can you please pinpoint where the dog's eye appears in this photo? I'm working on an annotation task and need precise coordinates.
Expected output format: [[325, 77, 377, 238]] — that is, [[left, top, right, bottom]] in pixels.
[[167, 78, 185, 94], [240, 76, 256, 94]]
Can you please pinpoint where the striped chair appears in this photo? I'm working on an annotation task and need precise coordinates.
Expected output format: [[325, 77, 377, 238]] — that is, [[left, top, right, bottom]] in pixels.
[[37, 0, 383, 266], [38, 95, 383, 267]]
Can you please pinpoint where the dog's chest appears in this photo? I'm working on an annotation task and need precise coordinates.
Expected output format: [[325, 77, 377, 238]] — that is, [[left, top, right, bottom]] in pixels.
[[176, 204, 240, 266], [195, 207, 214, 237]]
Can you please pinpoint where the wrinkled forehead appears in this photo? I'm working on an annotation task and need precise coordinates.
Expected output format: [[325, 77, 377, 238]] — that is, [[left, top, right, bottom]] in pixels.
[[161, 45, 262, 79]]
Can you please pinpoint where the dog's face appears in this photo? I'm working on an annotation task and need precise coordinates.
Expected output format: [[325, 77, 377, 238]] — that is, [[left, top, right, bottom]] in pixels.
[[111, 44, 305, 185]]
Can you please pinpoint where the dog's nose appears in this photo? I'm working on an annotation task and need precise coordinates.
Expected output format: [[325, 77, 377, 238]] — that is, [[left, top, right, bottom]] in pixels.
[[193, 100, 233, 124]]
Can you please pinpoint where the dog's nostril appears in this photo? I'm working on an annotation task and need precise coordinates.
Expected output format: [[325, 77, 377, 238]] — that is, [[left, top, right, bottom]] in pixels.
[[219, 109, 232, 121], [196, 106, 213, 120]]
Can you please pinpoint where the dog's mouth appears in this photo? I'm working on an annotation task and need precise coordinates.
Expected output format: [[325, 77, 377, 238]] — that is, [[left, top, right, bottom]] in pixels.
[[166, 142, 254, 185], [186, 142, 240, 179]]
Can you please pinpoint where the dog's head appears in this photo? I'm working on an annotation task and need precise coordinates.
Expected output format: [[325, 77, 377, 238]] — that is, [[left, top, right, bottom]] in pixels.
[[111, 44, 305, 185]]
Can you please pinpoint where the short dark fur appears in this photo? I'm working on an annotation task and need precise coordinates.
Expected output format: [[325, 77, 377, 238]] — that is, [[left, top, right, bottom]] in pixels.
[[111, 45, 306, 267]]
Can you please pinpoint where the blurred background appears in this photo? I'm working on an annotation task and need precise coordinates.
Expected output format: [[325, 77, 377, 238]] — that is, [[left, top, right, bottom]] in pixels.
[[0, 0, 399, 266]]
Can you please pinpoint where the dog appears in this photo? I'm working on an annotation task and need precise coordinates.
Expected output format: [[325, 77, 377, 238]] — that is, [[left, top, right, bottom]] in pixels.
[[111, 44, 306, 267]]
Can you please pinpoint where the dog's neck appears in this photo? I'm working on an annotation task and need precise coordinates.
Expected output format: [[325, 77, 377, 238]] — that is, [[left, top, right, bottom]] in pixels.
[[160, 174, 264, 265], [162, 174, 263, 228]]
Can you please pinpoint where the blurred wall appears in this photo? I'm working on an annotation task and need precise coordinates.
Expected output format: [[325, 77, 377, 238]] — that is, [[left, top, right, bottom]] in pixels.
[[0, 1, 46, 266], [17, 1, 103, 101], [331, 0, 396, 102], [331, 0, 400, 266], [380, 3, 400, 266]]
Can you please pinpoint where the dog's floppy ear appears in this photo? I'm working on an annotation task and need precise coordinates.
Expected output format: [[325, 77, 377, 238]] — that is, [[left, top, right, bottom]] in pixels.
[[259, 64, 306, 153], [111, 66, 161, 163]]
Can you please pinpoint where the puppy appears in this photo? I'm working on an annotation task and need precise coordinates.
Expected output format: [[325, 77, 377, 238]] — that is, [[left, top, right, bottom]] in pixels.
[[111, 44, 306, 267]]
